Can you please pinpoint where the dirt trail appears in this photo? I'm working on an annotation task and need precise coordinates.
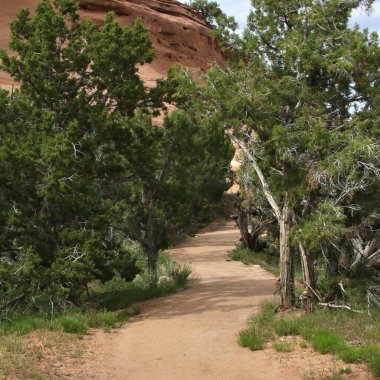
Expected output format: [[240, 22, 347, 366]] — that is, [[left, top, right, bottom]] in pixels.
[[70, 221, 371, 380]]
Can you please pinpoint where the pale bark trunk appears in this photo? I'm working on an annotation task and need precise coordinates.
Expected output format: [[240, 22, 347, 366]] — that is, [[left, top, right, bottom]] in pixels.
[[350, 238, 380, 271], [227, 131, 295, 308], [299, 241, 316, 311]]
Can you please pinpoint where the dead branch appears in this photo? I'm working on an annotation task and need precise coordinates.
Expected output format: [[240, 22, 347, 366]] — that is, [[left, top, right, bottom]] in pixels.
[[304, 282, 324, 302], [318, 302, 363, 313]]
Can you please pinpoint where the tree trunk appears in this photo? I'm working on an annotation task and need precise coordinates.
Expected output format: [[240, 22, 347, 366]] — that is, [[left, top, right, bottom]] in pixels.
[[299, 242, 317, 311], [236, 203, 252, 248], [146, 198, 158, 284], [227, 131, 295, 308], [278, 205, 295, 309], [326, 252, 339, 278]]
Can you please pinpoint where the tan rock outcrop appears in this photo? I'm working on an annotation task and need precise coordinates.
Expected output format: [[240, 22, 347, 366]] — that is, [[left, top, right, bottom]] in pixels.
[[0, 0, 225, 89]]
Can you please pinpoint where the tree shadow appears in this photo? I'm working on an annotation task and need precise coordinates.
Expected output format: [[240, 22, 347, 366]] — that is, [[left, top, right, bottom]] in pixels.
[[132, 275, 276, 321]]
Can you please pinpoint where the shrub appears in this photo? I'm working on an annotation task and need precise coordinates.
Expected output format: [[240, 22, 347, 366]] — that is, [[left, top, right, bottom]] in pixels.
[[253, 301, 276, 326], [170, 264, 192, 287]]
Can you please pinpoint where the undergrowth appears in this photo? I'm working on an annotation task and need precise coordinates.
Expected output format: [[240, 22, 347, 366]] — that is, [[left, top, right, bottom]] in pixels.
[[240, 301, 380, 377], [90, 252, 192, 311], [231, 246, 280, 276], [0, 252, 191, 379]]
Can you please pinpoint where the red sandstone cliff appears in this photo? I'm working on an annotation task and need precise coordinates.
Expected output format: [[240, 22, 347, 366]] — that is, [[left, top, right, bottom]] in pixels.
[[0, 0, 225, 90]]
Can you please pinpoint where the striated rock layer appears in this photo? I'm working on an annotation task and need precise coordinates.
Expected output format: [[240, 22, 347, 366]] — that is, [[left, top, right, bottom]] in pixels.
[[0, 0, 225, 89]]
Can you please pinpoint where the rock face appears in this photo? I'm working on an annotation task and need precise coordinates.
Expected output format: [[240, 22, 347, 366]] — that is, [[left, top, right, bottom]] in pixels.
[[0, 0, 225, 89]]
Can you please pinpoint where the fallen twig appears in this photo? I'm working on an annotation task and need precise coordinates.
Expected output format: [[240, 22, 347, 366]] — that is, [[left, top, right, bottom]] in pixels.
[[0, 294, 25, 310], [304, 282, 324, 303], [318, 302, 363, 313]]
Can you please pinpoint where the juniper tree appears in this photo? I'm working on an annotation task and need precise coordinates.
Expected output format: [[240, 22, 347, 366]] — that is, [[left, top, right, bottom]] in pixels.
[[187, 0, 241, 53], [0, 0, 233, 309], [0, 0, 155, 308], [166, 0, 380, 309]]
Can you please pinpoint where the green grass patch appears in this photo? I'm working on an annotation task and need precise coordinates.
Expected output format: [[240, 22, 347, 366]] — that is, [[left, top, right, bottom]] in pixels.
[[272, 341, 294, 352], [273, 318, 300, 336], [231, 246, 279, 276], [360, 345, 380, 377], [240, 303, 380, 378], [57, 316, 87, 335], [239, 329, 266, 351], [0, 307, 135, 337], [337, 346, 361, 363], [4, 317, 44, 336], [308, 330, 345, 354], [238, 301, 276, 350]]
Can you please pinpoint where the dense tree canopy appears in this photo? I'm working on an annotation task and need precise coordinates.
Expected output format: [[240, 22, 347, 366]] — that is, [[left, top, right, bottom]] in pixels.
[[168, 0, 380, 309], [0, 0, 233, 313]]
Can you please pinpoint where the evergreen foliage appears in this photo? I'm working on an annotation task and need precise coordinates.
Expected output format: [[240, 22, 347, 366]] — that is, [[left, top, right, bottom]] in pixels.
[[168, 0, 380, 309], [186, 0, 241, 53], [0, 0, 233, 314]]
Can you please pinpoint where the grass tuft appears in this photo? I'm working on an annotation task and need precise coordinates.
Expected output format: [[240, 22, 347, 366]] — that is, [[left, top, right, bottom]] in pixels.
[[239, 329, 266, 351], [309, 331, 345, 354], [360, 345, 380, 377], [272, 341, 294, 352], [230, 246, 279, 276], [337, 346, 361, 363], [273, 318, 300, 336], [6, 317, 43, 336], [57, 317, 87, 335], [238, 301, 276, 351]]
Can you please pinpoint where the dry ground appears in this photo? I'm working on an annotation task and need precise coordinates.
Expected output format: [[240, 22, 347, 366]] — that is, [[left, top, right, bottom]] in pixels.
[[45, 221, 372, 380]]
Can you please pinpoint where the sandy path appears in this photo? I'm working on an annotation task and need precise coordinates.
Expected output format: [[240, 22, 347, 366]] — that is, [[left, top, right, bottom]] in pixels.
[[68, 221, 371, 380]]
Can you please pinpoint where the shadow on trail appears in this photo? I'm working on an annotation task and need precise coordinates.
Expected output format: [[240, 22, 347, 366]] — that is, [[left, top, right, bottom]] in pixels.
[[133, 275, 276, 321]]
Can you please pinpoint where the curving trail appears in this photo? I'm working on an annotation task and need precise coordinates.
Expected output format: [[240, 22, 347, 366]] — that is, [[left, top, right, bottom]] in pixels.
[[68, 221, 370, 380]]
